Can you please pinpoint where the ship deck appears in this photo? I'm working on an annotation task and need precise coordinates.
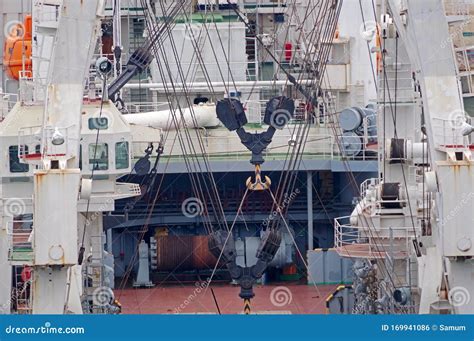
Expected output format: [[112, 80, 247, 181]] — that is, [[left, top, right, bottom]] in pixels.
[[116, 284, 337, 314]]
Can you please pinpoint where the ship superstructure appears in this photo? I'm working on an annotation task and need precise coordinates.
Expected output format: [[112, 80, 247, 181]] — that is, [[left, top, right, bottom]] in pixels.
[[334, 0, 474, 314], [2, 0, 470, 315]]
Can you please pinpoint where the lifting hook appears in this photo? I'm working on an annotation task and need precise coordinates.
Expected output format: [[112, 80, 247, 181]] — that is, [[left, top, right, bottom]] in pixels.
[[246, 164, 271, 191]]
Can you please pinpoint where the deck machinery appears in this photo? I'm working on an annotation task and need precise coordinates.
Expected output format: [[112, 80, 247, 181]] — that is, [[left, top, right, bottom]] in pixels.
[[0, 0, 470, 316], [0, 0, 140, 314], [335, 0, 474, 314]]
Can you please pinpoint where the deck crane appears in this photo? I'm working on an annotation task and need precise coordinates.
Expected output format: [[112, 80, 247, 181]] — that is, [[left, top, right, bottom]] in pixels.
[[389, 0, 474, 314], [27, 0, 104, 313], [117, 0, 298, 312], [212, 95, 295, 313], [0, 0, 143, 314], [119, 0, 340, 312], [106, 0, 188, 103], [338, 0, 474, 314], [207, 0, 342, 312]]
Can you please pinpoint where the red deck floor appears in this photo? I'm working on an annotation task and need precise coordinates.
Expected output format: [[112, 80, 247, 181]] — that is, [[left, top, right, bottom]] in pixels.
[[116, 284, 337, 314]]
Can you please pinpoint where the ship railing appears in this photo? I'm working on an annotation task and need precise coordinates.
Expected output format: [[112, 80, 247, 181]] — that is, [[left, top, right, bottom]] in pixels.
[[271, 37, 350, 66], [132, 130, 382, 161], [334, 215, 416, 259], [19, 68, 105, 104], [133, 133, 335, 161], [18, 124, 77, 165], [360, 178, 379, 200], [18, 72, 48, 105], [247, 99, 311, 125], [0, 92, 19, 120], [201, 133, 335, 160], [359, 176, 421, 208], [337, 133, 379, 160], [431, 117, 470, 150], [6, 219, 34, 265], [126, 99, 329, 127], [15, 298, 33, 315], [127, 101, 176, 114], [156, 60, 258, 84], [243, 98, 332, 127]]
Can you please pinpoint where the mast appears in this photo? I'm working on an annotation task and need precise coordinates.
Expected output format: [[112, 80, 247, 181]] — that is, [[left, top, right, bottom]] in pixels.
[[388, 0, 474, 314], [29, 0, 104, 314], [336, 0, 474, 314]]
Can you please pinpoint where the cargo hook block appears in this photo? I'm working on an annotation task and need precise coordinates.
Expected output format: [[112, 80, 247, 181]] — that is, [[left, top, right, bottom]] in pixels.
[[216, 96, 295, 190], [209, 229, 282, 305]]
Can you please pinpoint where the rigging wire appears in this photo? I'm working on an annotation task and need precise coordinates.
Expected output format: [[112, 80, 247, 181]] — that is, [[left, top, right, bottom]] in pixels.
[[146, 1, 219, 232], [358, 0, 378, 93], [380, 23, 419, 243], [271, 0, 342, 225], [78, 76, 108, 265], [117, 0, 226, 289], [308, 3, 417, 311], [288, 4, 413, 307], [203, 0, 342, 291], [155, 0, 231, 232], [116, 1, 407, 307]]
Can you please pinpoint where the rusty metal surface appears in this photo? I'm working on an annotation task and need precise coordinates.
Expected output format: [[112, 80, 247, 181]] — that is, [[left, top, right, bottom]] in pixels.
[[192, 236, 218, 270], [154, 235, 218, 271]]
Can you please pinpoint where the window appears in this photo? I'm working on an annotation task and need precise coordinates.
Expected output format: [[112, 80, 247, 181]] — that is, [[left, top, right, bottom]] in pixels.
[[115, 142, 129, 170], [88, 117, 109, 130], [88, 143, 108, 170], [9, 146, 29, 173]]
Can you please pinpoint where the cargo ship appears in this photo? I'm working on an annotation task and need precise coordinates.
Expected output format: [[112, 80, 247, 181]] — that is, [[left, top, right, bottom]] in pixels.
[[0, 0, 472, 315]]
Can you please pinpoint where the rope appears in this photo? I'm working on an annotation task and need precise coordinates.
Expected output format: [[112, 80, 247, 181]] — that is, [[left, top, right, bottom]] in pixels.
[[78, 76, 108, 264], [204, 188, 250, 296], [268, 189, 321, 297]]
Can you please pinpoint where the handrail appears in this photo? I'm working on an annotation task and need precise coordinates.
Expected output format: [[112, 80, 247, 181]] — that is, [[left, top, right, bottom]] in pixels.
[[334, 215, 417, 259]]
